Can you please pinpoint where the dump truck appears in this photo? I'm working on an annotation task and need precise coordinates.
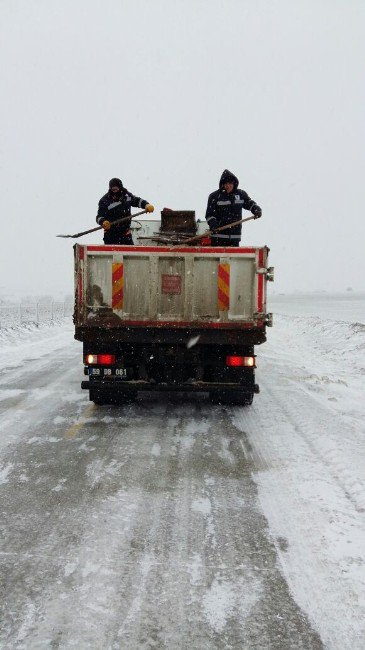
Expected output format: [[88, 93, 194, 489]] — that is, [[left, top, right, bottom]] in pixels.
[[74, 210, 273, 405]]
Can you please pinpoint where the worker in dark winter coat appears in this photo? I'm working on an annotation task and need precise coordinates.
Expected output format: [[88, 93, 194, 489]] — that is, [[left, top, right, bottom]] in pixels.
[[97, 178, 154, 245], [205, 170, 262, 246]]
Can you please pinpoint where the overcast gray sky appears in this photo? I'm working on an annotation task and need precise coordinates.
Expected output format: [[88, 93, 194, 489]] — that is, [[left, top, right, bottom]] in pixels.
[[0, 0, 364, 299]]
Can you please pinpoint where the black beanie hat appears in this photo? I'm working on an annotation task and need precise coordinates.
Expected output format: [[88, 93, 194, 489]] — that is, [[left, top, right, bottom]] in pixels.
[[109, 178, 123, 190]]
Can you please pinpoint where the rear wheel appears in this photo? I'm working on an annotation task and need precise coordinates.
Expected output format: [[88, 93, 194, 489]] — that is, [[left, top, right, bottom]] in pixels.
[[209, 388, 253, 406], [90, 389, 137, 405]]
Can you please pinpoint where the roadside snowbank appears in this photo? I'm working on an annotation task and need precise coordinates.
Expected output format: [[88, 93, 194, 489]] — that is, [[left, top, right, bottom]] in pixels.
[[267, 314, 365, 424], [0, 318, 72, 345], [0, 320, 77, 369], [233, 312, 365, 649]]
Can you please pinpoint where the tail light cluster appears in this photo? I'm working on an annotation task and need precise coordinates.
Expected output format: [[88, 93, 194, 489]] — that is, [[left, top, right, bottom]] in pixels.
[[85, 354, 116, 365], [226, 356, 256, 368]]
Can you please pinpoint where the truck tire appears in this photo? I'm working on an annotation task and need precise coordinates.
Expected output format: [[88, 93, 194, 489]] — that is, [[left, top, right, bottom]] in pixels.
[[209, 389, 253, 406], [90, 392, 108, 405], [90, 390, 137, 406]]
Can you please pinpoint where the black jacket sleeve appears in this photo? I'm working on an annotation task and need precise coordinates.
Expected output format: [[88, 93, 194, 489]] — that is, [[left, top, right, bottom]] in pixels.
[[96, 197, 108, 224], [127, 190, 149, 210], [205, 191, 218, 226], [240, 190, 261, 213]]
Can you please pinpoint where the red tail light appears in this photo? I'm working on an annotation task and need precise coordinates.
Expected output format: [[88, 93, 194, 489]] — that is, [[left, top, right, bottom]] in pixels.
[[226, 355, 256, 367], [85, 354, 116, 365]]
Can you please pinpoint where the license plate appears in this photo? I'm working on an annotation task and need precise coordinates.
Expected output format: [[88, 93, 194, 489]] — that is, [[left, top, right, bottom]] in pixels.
[[89, 367, 127, 377]]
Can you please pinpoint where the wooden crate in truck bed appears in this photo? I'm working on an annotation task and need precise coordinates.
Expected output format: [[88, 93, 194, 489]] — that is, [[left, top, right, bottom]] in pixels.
[[160, 209, 197, 234]]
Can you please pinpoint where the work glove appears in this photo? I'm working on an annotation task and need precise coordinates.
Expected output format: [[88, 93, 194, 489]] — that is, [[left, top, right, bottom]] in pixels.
[[207, 217, 218, 231], [251, 205, 262, 219], [102, 220, 111, 231], [145, 204, 154, 213]]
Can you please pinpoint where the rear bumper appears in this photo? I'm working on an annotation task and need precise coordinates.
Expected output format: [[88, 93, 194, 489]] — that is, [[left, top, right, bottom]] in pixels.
[[81, 380, 259, 393], [75, 326, 266, 346]]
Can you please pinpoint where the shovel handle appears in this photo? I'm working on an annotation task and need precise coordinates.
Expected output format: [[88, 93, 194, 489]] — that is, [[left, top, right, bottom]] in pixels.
[[176, 214, 260, 246], [57, 209, 148, 239]]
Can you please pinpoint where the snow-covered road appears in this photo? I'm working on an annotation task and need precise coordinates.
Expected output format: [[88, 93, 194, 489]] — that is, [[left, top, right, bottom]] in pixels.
[[0, 311, 364, 649]]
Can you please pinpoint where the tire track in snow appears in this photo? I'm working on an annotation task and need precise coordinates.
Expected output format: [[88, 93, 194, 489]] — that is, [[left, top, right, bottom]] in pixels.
[[1, 394, 322, 649]]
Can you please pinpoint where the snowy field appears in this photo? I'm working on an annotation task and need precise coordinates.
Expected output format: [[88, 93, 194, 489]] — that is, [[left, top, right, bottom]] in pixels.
[[268, 291, 365, 324], [0, 294, 364, 648]]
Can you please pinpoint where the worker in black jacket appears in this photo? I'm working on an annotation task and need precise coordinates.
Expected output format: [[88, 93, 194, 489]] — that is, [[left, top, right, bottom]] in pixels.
[[97, 178, 154, 245], [205, 170, 262, 246]]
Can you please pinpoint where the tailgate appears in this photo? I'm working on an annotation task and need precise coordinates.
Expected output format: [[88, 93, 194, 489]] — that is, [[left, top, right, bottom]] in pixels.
[[74, 245, 271, 328]]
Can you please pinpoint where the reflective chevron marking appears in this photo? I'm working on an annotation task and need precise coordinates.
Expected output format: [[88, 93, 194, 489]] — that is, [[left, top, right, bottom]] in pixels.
[[112, 262, 124, 309], [218, 263, 230, 311]]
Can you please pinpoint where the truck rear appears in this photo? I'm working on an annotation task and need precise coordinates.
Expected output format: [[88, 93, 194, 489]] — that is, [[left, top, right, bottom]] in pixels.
[[74, 218, 273, 405]]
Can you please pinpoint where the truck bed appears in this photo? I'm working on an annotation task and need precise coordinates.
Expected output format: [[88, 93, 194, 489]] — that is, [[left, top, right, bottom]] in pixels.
[[74, 244, 272, 342]]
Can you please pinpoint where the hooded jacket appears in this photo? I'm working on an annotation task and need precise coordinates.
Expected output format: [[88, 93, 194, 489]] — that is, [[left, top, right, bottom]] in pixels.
[[96, 181, 149, 243], [205, 170, 260, 241]]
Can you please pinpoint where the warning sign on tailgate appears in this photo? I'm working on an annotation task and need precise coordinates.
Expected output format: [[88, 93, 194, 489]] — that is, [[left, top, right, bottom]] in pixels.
[[161, 274, 182, 294]]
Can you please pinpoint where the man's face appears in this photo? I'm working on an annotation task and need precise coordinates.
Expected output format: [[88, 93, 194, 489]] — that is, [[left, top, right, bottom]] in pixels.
[[223, 181, 234, 194], [110, 185, 120, 194]]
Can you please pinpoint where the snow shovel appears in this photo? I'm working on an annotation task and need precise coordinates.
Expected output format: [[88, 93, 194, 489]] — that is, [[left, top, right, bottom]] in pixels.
[[173, 214, 261, 246], [56, 209, 148, 239]]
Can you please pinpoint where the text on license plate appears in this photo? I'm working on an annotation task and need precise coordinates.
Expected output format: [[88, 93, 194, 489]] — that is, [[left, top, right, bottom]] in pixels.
[[89, 368, 127, 377]]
